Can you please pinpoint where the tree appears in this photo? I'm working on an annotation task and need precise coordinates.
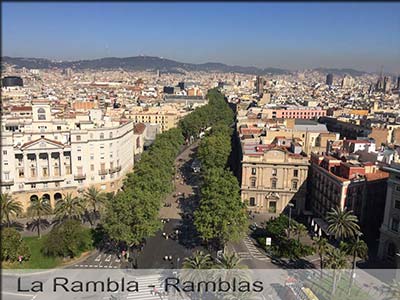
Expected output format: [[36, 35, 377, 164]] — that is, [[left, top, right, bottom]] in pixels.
[[325, 247, 349, 296], [215, 251, 246, 269], [194, 168, 248, 249], [197, 134, 231, 170], [27, 197, 52, 238], [83, 186, 107, 223], [1, 228, 30, 262], [327, 207, 361, 241], [54, 193, 84, 223], [42, 219, 92, 258], [313, 237, 330, 278], [344, 235, 368, 294], [1, 193, 22, 227], [295, 223, 308, 243], [182, 251, 212, 269]]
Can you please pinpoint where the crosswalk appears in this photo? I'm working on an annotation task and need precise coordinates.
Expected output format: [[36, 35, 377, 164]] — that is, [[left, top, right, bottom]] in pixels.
[[243, 237, 270, 261], [74, 264, 118, 268], [74, 253, 122, 269], [101, 275, 163, 300], [127, 275, 163, 300]]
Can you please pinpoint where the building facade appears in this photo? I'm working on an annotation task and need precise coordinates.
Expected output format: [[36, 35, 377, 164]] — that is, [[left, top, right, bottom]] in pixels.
[[378, 163, 400, 267], [309, 153, 388, 240], [1, 100, 135, 211], [240, 144, 309, 215]]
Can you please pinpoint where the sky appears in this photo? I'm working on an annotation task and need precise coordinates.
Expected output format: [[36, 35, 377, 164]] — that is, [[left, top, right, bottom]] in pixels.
[[2, 2, 400, 73]]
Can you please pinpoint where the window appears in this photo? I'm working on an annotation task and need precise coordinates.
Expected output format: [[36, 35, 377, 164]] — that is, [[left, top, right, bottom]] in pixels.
[[251, 168, 256, 175], [76, 135, 81, 141], [272, 168, 277, 176], [271, 179, 277, 189], [90, 164, 95, 171], [4, 161, 8, 166], [391, 218, 399, 232], [293, 169, 298, 177], [57, 126, 62, 130], [100, 133, 104, 139], [77, 156, 82, 161], [4, 172, 10, 180], [90, 154, 94, 160], [2, 150, 7, 155], [101, 175, 105, 180], [269, 201, 277, 213], [31, 184, 36, 189], [37, 108, 46, 120], [396, 185, 400, 192], [43, 183, 48, 188], [109, 132, 113, 139], [250, 177, 256, 188], [292, 181, 298, 190], [395, 199, 400, 210], [249, 197, 256, 206]]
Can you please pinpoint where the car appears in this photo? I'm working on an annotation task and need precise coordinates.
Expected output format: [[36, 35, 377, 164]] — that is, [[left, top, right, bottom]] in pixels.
[[249, 223, 258, 231]]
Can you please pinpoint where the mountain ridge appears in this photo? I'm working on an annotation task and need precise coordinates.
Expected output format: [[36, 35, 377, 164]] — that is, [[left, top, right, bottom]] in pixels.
[[1, 56, 371, 77]]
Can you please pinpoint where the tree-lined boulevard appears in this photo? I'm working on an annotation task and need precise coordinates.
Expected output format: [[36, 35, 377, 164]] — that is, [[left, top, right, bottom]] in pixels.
[[2, 89, 400, 300]]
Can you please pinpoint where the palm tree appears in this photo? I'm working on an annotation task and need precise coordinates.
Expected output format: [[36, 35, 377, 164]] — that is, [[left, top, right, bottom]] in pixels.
[[83, 186, 107, 225], [344, 235, 368, 294], [295, 223, 308, 243], [181, 251, 213, 300], [326, 207, 361, 241], [215, 251, 246, 269], [0, 193, 22, 227], [54, 193, 84, 223], [325, 247, 349, 296], [182, 251, 212, 269], [27, 197, 52, 238], [313, 237, 330, 278]]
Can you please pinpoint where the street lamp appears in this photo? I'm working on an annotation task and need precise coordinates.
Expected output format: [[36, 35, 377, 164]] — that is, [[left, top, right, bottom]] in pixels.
[[287, 203, 295, 239]]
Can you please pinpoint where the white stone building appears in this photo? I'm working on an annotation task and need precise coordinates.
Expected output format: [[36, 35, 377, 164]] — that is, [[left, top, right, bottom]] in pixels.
[[1, 99, 135, 211]]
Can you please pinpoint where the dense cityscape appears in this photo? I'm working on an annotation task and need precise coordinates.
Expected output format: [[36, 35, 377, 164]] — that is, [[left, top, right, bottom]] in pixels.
[[1, 2, 400, 300]]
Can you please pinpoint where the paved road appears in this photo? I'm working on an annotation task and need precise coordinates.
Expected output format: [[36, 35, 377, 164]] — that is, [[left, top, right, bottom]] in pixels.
[[70, 250, 122, 269]]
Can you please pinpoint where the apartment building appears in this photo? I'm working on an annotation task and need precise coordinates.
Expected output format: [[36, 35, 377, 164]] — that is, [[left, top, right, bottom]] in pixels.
[[1, 100, 135, 211], [261, 105, 326, 119], [237, 115, 338, 156], [128, 106, 184, 132], [240, 142, 309, 215], [309, 153, 388, 239], [378, 163, 400, 267]]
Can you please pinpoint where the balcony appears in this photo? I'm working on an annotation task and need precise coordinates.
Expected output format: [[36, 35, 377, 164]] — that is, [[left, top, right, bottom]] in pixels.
[[25, 175, 64, 183], [74, 173, 86, 180], [0, 179, 14, 186], [109, 166, 122, 173], [98, 169, 108, 176]]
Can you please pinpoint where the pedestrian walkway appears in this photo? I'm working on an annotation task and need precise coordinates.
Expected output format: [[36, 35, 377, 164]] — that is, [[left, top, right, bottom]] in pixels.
[[101, 274, 163, 300], [243, 236, 270, 261], [126, 275, 163, 300]]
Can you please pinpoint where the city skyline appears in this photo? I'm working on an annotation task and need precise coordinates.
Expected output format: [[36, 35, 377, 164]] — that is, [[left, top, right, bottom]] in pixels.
[[3, 2, 400, 73]]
